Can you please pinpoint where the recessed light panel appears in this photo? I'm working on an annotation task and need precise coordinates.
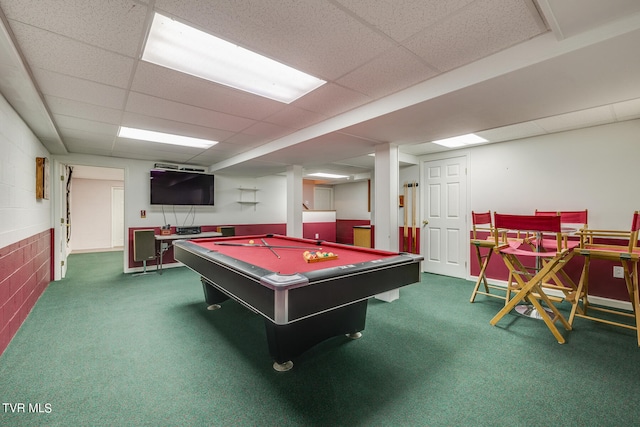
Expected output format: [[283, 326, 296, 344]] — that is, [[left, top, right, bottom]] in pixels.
[[308, 173, 349, 179], [142, 13, 326, 104], [431, 133, 488, 148], [118, 126, 218, 149]]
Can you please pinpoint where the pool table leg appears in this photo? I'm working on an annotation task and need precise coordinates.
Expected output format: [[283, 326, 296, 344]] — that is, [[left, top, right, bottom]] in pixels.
[[265, 300, 368, 371], [201, 278, 229, 310]]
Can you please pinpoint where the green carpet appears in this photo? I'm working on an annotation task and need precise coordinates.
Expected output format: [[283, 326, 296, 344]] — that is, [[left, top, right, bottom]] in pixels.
[[1, 251, 640, 426]]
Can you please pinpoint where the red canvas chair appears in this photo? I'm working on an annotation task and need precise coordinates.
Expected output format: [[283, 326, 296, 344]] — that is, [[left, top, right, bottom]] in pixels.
[[529, 210, 588, 303], [570, 211, 640, 346], [534, 209, 588, 250], [470, 211, 506, 303], [489, 213, 576, 344]]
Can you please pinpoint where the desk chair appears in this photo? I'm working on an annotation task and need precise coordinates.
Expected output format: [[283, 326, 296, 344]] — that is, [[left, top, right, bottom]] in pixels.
[[571, 211, 640, 346], [133, 229, 158, 276], [470, 211, 507, 303], [489, 214, 575, 344]]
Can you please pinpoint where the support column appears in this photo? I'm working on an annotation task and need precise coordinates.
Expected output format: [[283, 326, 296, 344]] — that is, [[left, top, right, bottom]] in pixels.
[[373, 143, 400, 302], [286, 165, 303, 237]]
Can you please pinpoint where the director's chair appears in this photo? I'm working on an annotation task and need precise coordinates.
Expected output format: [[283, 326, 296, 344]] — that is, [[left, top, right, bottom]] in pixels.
[[489, 213, 576, 344], [570, 211, 640, 346], [470, 211, 507, 303], [529, 210, 589, 304], [534, 209, 588, 250]]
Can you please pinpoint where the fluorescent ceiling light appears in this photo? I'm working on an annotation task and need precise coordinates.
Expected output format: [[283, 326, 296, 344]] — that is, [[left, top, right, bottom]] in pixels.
[[308, 173, 350, 179], [118, 126, 218, 149], [142, 13, 326, 104], [431, 133, 488, 148]]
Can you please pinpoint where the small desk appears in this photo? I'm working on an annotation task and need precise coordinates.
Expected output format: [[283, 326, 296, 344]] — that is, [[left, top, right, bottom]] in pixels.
[[155, 231, 222, 272]]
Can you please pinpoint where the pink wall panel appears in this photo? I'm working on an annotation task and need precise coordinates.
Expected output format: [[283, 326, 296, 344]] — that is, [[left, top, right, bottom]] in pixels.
[[303, 222, 336, 242], [0, 229, 52, 356], [336, 220, 370, 245]]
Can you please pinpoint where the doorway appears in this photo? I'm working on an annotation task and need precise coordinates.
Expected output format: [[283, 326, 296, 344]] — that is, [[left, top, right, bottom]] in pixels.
[[421, 155, 468, 278], [314, 186, 334, 210], [55, 164, 125, 279]]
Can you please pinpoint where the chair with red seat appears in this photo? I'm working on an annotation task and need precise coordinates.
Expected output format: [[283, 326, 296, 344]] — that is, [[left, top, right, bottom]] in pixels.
[[489, 213, 576, 344], [469, 211, 507, 303], [534, 209, 588, 250], [530, 210, 588, 304], [570, 211, 640, 346]]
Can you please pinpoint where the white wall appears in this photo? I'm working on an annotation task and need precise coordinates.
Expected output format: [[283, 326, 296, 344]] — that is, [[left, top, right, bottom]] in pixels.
[[52, 153, 289, 272], [464, 119, 640, 229], [69, 178, 123, 251], [334, 181, 370, 220], [0, 94, 51, 249]]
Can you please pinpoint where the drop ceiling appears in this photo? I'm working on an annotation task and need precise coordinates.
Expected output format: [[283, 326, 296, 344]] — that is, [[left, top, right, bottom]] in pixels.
[[1, 0, 639, 182]]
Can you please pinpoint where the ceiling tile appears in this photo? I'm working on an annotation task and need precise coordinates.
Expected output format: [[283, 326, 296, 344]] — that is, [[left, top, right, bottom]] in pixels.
[[54, 115, 119, 136], [334, 0, 475, 42], [33, 69, 127, 110], [0, 0, 148, 57], [130, 62, 285, 121], [45, 96, 122, 125], [542, 0, 640, 39], [221, 132, 269, 150], [405, 0, 546, 72], [293, 83, 372, 118], [155, 0, 395, 80], [125, 92, 256, 133], [264, 106, 328, 130], [9, 21, 134, 87], [241, 121, 294, 141], [337, 46, 438, 99], [63, 141, 113, 157]]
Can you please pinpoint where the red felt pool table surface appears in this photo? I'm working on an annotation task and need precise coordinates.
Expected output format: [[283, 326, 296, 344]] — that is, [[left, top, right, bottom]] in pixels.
[[185, 234, 401, 275]]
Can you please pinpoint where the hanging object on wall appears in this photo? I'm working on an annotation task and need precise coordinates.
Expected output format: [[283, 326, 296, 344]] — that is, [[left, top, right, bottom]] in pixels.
[[35, 157, 49, 199]]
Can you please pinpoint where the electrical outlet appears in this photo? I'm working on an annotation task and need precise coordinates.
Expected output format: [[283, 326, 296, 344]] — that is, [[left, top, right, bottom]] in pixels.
[[613, 266, 624, 278]]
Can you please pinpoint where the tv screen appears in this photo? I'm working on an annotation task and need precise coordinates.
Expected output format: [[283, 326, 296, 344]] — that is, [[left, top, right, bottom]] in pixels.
[[150, 169, 214, 205]]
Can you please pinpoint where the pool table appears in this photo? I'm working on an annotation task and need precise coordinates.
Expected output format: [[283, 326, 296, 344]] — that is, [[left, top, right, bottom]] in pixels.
[[173, 234, 423, 371]]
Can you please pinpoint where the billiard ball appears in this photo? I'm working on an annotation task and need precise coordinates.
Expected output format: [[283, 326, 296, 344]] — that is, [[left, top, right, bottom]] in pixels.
[[249, 240, 254, 244]]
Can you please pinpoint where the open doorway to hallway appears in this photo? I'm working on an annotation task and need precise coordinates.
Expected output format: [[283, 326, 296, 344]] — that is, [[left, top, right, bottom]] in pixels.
[[66, 165, 125, 254]]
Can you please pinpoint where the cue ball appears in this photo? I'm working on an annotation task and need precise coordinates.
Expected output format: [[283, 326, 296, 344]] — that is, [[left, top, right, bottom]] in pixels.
[[249, 240, 254, 244]]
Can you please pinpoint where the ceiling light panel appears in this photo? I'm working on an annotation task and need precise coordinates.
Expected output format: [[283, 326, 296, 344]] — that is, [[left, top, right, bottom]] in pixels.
[[142, 13, 326, 104], [431, 133, 487, 148], [308, 173, 349, 179], [118, 126, 218, 149]]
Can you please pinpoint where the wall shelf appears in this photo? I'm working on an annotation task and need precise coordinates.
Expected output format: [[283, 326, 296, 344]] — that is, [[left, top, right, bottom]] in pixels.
[[238, 187, 258, 210]]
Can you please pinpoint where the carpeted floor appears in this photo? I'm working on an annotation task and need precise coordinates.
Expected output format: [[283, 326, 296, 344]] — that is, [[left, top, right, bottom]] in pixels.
[[1, 251, 640, 426]]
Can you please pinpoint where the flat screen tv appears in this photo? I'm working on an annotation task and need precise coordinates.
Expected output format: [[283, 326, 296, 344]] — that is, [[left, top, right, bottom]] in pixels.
[[150, 169, 214, 206]]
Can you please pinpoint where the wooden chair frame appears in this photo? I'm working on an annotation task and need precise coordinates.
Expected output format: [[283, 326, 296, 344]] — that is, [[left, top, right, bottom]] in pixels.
[[570, 211, 640, 346], [469, 211, 508, 303], [489, 214, 575, 344]]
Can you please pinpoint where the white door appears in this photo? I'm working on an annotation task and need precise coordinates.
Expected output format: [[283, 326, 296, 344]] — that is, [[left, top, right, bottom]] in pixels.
[[314, 187, 333, 210], [421, 156, 468, 278], [59, 163, 70, 279], [111, 187, 124, 247]]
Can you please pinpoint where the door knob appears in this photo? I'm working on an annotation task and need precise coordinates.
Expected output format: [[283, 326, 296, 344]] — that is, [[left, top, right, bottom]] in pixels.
[[422, 220, 429, 226]]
